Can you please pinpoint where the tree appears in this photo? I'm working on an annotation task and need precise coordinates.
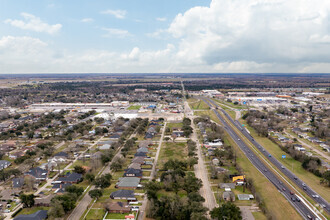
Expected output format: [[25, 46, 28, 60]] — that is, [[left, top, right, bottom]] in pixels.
[[89, 189, 103, 200], [210, 202, 242, 220], [65, 185, 84, 197], [20, 194, 35, 208], [183, 173, 202, 193], [73, 165, 86, 174], [48, 199, 65, 218], [110, 160, 123, 172], [94, 174, 112, 188], [85, 173, 95, 183]]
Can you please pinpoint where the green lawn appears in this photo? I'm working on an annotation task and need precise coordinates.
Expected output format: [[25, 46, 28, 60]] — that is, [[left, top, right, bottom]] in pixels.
[[85, 208, 106, 220], [252, 211, 268, 220], [167, 122, 183, 129], [188, 98, 210, 110], [106, 212, 134, 219], [158, 142, 187, 167], [127, 105, 141, 110]]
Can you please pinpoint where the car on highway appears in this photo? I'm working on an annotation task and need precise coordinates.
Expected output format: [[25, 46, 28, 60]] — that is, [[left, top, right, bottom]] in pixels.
[[290, 191, 294, 195], [264, 169, 267, 172], [303, 186, 307, 191], [268, 154, 272, 157], [281, 165, 285, 169], [312, 195, 319, 198], [237, 138, 240, 141], [291, 197, 296, 202], [282, 187, 286, 191], [302, 183, 306, 186], [296, 197, 300, 202], [294, 177, 297, 180]]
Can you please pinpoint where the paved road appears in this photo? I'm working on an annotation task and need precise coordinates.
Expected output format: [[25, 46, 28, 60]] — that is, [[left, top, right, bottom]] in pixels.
[[284, 131, 330, 162], [67, 136, 123, 220], [138, 122, 166, 220], [218, 106, 330, 216], [191, 117, 218, 211], [201, 98, 322, 220]]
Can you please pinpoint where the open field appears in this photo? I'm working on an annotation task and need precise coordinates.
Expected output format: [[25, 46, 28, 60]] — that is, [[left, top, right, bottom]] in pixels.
[[127, 105, 141, 110], [158, 142, 187, 167], [187, 98, 210, 110]]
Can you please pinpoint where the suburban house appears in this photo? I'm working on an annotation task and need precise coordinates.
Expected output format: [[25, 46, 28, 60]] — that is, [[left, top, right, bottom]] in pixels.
[[25, 167, 48, 181], [132, 157, 145, 164], [222, 191, 235, 201], [0, 160, 11, 170], [105, 202, 131, 213], [12, 178, 24, 189], [128, 163, 141, 170], [57, 172, 82, 184], [134, 152, 147, 157], [110, 190, 136, 201], [137, 147, 148, 153], [238, 194, 254, 201], [99, 144, 111, 150], [52, 151, 69, 161], [116, 177, 141, 189], [14, 210, 48, 220], [124, 168, 143, 178]]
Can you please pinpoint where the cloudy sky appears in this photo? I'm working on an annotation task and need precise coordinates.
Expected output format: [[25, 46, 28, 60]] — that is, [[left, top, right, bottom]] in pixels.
[[1, 0, 330, 74]]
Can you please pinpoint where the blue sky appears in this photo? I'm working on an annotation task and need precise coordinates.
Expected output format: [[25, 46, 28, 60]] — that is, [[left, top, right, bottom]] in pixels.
[[1, 0, 330, 73]]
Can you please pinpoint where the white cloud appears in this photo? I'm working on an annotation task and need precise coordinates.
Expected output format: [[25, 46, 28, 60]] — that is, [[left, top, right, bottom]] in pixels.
[[81, 18, 93, 23], [166, 0, 330, 69], [156, 17, 167, 22], [102, 28, 132, 38], [4, 12, 62, 34], [101, 9, 127, 19]]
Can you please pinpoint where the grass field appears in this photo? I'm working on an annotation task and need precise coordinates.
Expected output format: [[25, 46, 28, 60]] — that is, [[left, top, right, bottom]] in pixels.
[[127, 105, 141, 110], [85, 208, 106, 220], [158, 142, 187, 167], [239, 119, 330, 202], [188, 98, 210, 110]]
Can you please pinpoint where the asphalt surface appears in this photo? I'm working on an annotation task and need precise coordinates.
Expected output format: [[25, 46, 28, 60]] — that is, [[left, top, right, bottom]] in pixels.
[[201, 98, 321, 220], [219, 108, 330, 214]]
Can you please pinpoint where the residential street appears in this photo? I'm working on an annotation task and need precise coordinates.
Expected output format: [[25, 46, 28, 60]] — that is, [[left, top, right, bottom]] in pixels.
[[285, 131, 330, 161], [68, 136, 122, 220], [138, 122, 167, 220]]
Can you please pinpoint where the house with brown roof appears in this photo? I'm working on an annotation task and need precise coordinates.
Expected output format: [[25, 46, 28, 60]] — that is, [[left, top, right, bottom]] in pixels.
[[105, 202, 131, 213]]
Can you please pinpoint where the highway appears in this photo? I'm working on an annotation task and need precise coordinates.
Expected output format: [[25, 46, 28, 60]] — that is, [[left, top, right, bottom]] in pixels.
[[218, 106, 330, 214], [201, 98, 322, 220]]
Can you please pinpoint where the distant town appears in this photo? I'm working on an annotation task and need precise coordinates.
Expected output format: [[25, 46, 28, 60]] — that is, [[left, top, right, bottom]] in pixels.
[[0, 73, 328, 220]]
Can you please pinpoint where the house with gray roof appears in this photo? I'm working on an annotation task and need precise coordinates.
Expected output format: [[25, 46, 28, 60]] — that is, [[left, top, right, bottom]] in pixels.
[[132, 157, 145, 164], [99, 144, 111, 150], [25, 167, 48, 181], [116, 177, 141, 189], [124, 168, 143, 178], [0, 160, 11, 170], [110, 190, 136, 201], [137, 147, 148, 153], [14, 210, 48, 220], [12, 178, 24, 189], [238, 194, 254, 201]]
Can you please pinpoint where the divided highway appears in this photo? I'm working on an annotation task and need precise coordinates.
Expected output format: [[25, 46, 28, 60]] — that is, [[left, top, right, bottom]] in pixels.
[[201, 98, 322, 220], [220, 108, 330, 214]]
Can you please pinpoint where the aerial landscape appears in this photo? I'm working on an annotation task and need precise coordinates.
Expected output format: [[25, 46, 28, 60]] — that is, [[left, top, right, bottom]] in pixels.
[[0, 1, 329, 220]]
